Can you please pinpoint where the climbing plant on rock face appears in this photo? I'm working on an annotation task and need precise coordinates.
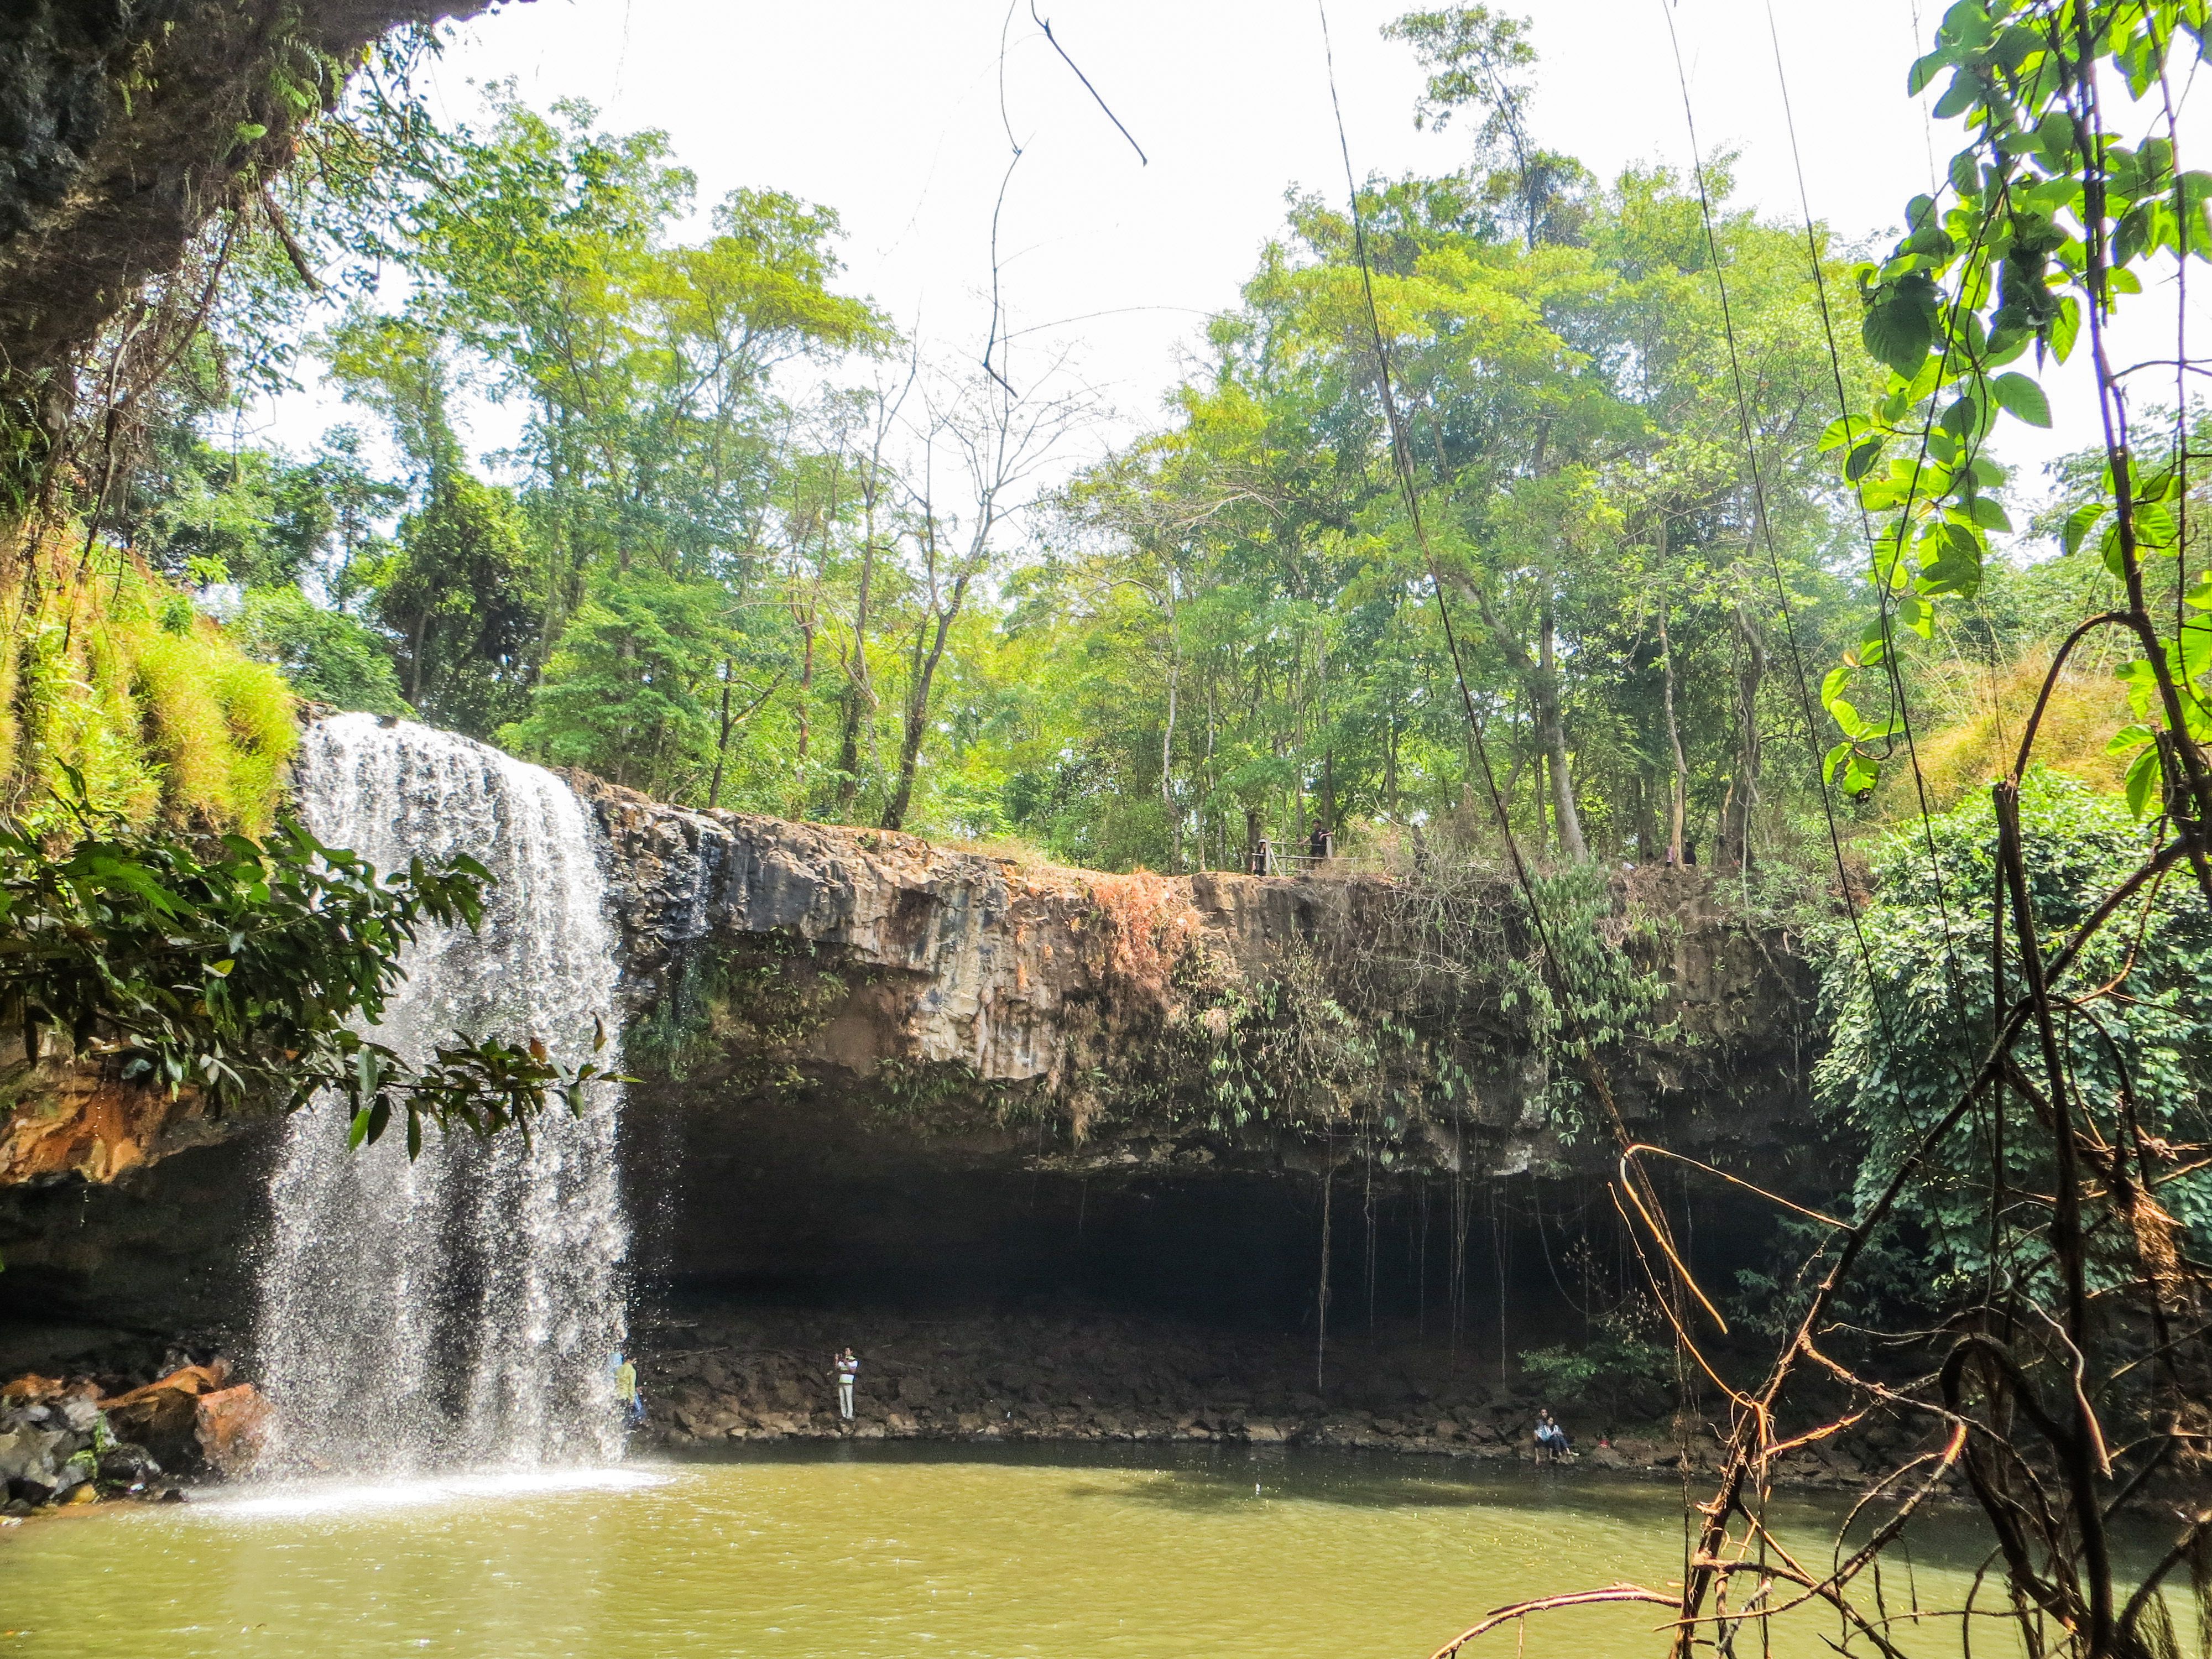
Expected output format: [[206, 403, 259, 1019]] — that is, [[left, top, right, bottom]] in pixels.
[[1345, 847, 1673, 1142]]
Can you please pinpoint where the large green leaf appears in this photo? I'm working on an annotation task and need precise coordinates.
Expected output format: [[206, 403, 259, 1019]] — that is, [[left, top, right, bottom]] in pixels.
[[1989, 371, 2051, 427], [2125, 743, 2164, 821], [1863, 277, 1939, 375], [2062, 500, 2108, 556]]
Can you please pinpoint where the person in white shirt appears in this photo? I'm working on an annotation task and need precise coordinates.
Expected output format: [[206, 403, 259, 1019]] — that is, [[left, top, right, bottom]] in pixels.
[[833, 1349, 859, 1422]]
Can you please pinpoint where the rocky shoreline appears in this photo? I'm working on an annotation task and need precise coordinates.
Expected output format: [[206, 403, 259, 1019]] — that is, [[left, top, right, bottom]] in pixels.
[[0, 1309, 1929, 1515], [638, 1308, 1892, 1493]]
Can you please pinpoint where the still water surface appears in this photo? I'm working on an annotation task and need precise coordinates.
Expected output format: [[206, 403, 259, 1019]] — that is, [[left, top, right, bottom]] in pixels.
[[0, 1444, 2012, 1658]]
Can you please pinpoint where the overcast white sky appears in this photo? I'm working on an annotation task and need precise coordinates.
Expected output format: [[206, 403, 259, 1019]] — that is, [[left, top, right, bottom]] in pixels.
[[259, 0, 2211, 514]]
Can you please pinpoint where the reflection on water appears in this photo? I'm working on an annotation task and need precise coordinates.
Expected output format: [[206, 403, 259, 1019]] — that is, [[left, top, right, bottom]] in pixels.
[[205, 1467, 667, 1521], [0, 1444, 2039, 1658]]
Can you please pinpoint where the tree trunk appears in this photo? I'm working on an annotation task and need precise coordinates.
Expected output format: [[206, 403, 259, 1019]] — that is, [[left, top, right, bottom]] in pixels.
[[832, 539, 878, 816], [796, 619, 813, 763], [1384, 703, 1400, 820], [832, 684, 867, 813], [1161, 575, 1180, 872], [1632, 767, 1660, 864], [1462, 578, 1585, 861], [1720, 604, 1766, 873], [708, 662, 734, 810], [1658, 604, 1687, 865], [881, 574, 972, 831], [1534, 602, 1587, 861]]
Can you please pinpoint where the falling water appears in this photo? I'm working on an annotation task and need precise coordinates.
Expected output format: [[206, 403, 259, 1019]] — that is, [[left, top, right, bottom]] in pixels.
[[255, 713, 630, 1474]]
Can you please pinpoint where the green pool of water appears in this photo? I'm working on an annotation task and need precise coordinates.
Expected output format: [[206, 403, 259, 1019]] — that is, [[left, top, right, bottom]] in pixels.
[[0, 1444, 2012, 1657]]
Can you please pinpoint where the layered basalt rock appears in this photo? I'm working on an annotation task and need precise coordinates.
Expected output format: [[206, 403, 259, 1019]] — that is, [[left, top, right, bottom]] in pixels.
[[581, 777, 1820, 1185]]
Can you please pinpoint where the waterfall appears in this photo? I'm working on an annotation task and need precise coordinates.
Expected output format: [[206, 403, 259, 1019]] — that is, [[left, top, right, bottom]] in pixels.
[[255, 713, 630, 1474]]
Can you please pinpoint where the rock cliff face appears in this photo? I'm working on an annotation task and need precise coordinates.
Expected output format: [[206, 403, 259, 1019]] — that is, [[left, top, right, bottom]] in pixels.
[[0, 775, 1829, 1350], [583, 776, 1818, 1181], [571, 781, 1827, 1312]]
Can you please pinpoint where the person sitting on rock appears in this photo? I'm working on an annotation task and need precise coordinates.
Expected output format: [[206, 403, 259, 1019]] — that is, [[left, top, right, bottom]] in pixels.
[[1534, 1408, 1573, 1463], [833, 1349, 859, 1423]]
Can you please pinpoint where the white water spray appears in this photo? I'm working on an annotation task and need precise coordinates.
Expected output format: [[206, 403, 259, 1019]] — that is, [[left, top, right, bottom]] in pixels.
[[255, 714, 630, 1474]]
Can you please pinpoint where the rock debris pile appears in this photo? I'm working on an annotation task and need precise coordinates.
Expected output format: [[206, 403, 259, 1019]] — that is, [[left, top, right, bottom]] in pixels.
[[0, 1361, 265, 1514]]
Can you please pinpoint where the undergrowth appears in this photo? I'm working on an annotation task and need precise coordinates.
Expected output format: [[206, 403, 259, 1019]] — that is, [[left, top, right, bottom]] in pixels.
[[1, 537, 296, 834]]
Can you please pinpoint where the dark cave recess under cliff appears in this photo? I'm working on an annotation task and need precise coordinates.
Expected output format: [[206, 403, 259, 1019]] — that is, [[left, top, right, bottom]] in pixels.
[[620, 1090, 1794, 1335], [0, 1095, 1795, 1373]]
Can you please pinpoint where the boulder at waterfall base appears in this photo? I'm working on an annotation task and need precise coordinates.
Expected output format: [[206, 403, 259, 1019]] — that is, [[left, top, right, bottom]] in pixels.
[[195, 1384, 270, 1474], [103, 1362, 231, 1472]]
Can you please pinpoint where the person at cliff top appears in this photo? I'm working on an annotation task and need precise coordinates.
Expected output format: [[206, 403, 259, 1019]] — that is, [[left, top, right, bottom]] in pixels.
[[834, 1349, 859, 1422], [1534, 1409, 1572, 1462]]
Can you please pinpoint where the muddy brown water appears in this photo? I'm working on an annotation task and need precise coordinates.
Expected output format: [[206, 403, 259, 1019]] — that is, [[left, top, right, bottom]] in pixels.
[[0, 1443, 2114, 1657]]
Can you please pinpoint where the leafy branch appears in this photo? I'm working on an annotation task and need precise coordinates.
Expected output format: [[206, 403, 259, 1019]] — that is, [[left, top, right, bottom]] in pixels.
[[1820, 0, 2212, 815], [0, 807, 613, 1158]]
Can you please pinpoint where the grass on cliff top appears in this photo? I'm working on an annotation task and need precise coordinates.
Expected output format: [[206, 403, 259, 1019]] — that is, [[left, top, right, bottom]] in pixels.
[[1881, 651, 2130, 818], [1, 538, 296, 835]]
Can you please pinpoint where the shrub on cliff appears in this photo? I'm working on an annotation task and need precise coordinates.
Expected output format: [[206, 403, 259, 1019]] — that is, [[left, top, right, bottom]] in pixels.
[[231, 585, 408, 718], [1816, 769, 2212, 1298]]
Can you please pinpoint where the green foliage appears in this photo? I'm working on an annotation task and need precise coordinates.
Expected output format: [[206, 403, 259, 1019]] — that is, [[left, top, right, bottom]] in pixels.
[[500, 568, 733, 795], [373, 473, 542, 736], [117, 429, 393, 593], [1520, 1300, 1671, 1419], [0, 544, 298, 837], [0, 809, 614, 1154], [1817, 769, 2212, 1292], [1383, 6, 1590, 247], [1730, 1210, 1938, 1342], [231, 585, 408, 716], [46, 34, 1901, 883], [1818, 1, 2212, 804], [987, 108, 1867, 873], [1355, 853, 1673, 1138]]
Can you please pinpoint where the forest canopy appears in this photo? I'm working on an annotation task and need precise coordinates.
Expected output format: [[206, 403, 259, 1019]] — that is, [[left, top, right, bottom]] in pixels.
[[16, 15, 2150, 882]]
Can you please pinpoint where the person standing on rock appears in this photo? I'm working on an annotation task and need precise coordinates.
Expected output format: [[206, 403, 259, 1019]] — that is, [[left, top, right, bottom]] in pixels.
[[833, 1349, 859, 1423], [615, 1353, 644, 1428]]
